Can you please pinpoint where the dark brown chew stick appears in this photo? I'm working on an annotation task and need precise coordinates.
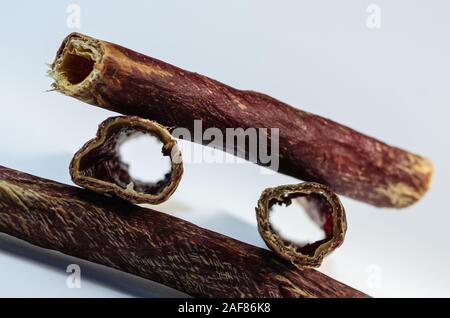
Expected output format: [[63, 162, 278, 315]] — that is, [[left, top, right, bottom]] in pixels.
[[0, 165, 367, 298], [70, 115, 183, 205], [50, 33, 433, 208], [256, 183, 346, 268]]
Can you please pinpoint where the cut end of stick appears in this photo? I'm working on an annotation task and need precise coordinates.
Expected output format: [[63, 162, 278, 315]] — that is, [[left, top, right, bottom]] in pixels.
[[70, 116, 183, 205], [379, 155, 434, 208], [255, 183, 347, 269], [50, 33, 102, 101]]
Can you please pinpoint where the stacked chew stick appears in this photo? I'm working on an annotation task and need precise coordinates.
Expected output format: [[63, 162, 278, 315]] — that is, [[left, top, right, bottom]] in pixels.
[[0, 33, 433, 297]]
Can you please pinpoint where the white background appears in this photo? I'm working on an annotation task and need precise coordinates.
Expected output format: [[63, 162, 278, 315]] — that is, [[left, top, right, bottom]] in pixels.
[[0, 1, 449, 297]]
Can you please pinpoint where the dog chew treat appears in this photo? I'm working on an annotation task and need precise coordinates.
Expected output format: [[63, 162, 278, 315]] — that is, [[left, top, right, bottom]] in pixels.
[[0, 166, 367, 298], [72, 117, 342, 268], [70, 115, 183, 204], [256, 183, 346, 268], [50, 32, 433, 208]]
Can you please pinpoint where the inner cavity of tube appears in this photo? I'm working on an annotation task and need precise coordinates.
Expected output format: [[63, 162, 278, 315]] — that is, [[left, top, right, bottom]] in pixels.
[[57, 42, 95, 85], [119, 134, 172, 185], [269, 195, 327, 250]]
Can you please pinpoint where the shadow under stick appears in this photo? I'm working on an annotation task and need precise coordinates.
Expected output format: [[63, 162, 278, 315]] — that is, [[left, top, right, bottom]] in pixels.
[[0, 165, 367, 298], [50, 33, 433, 208]]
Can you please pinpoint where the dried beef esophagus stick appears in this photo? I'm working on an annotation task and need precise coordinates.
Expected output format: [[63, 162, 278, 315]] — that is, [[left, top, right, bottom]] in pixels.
[[50, 32, 433, 208], [256, 183, 346, 268], [0, 165, 367, 298], [70, 115, 183, 204]]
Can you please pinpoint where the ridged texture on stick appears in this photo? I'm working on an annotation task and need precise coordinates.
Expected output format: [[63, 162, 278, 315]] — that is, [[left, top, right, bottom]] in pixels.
[[70, 115, 183, 205], [0, 166, 367, 298], [50, 33, 433, 208], [256, 183, 346, 268]]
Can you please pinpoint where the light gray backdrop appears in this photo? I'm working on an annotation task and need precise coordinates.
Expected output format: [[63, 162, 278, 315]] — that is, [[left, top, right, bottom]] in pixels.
[[0, 1, 448, 297]]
